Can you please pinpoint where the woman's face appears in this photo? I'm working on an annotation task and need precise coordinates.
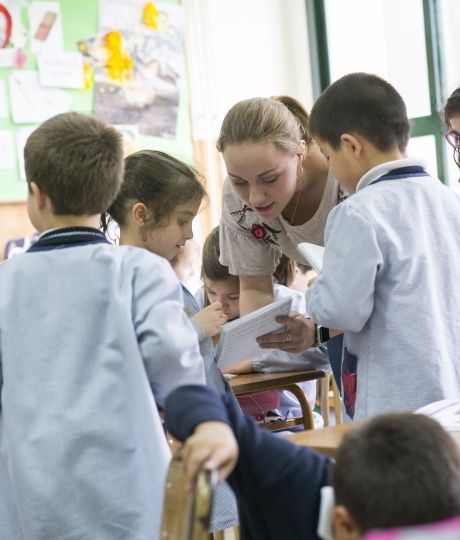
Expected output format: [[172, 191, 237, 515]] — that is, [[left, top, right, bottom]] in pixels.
[[223, 141, 301, 220]]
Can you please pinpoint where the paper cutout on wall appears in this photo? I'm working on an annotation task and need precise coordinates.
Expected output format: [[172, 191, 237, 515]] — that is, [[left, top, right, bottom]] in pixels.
[[37, 51, 85, 89], [28, 1, 63, 54], [8, 70, 73, 124], [80, 0, 184, 139]]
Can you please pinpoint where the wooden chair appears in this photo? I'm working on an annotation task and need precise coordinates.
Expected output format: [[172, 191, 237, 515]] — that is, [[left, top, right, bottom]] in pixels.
[[319, 373, 343, 426], [160, 448, 216, 540]]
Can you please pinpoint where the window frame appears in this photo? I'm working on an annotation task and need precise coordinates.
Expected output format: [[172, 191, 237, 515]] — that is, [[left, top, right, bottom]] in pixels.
[[306, 0, 449, 183]]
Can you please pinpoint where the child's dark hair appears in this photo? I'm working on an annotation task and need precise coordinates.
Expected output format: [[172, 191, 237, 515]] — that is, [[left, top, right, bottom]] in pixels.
[[201, 226, 236, 282], [443, 87, 460, 169], [443, 87, 460, 128], [309, 72, 411, 152], [101, 150, 206, 234], [216, 96, 312, 155], [24, 112, 123, 215], [273, 255, 296, 287], [333, 413, 460, 533]]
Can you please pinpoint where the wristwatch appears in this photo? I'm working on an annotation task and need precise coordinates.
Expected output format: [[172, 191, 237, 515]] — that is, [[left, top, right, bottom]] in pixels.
[[317, 325, 331, 344]]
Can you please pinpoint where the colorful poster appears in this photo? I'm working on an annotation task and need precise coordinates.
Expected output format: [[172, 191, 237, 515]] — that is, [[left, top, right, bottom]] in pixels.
[[79, 0, 184, 138]]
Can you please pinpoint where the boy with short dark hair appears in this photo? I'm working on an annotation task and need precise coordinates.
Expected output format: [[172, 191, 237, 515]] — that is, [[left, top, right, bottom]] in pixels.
[[0, 112, 205, 539], [164, 385, 460, 540], [305, 73, 460, 419]]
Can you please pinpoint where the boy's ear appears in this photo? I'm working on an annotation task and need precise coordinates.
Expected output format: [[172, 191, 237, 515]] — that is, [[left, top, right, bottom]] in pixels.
[[29, 182, 48, 209], [333, 505, 361, 540], [131, 202, 150, 227], [340, 133, 362, 160]]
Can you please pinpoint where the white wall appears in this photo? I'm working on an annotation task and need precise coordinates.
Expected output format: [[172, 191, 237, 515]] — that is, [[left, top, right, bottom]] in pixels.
[[183, 0, 313, 140]]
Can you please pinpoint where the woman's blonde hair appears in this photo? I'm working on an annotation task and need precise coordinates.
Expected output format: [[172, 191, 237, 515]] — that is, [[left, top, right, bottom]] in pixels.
[[216, 95, 312, 155]]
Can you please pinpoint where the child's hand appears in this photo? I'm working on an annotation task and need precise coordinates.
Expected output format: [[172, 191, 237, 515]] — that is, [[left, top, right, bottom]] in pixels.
[[183, 421, 238, 490], [193, 302, 227, 338], [222, 359, 253, 374]]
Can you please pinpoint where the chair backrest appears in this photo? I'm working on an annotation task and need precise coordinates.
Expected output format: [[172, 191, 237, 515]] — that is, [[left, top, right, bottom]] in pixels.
[[160, 448, 215, 540]]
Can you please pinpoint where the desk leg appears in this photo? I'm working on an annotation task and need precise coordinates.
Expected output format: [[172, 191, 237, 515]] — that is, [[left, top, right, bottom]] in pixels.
[[283, 384, 314, 430]]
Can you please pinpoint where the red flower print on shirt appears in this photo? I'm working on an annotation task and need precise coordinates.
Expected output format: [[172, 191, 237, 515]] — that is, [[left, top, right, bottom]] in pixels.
[[250, 224, 268, 240], [230, 205, 282, 246]]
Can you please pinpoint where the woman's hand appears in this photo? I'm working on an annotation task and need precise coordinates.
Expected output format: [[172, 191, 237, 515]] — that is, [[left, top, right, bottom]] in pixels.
[[192, 302, 227, 338], [256, 312, 316, 353], [183, 421, 239, 491], [221, 359, 254, 374]]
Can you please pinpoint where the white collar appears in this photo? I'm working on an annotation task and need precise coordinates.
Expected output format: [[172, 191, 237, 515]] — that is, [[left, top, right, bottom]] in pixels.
[[356, 157, 428, 192], [317, 486, 335, 540]]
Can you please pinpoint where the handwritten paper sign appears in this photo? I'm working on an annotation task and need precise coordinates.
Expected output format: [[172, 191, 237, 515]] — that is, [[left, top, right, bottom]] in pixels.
[[9, 70, 73, 124], [38, 52, 85, 89]]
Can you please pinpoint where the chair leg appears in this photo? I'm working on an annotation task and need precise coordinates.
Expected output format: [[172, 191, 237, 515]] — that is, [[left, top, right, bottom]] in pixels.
[[320, 374, 331, 426], [331, 375, 343, 424]]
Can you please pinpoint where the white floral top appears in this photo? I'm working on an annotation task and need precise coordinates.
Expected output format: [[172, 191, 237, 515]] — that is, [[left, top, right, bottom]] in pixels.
[[220, 170, 345, 275]]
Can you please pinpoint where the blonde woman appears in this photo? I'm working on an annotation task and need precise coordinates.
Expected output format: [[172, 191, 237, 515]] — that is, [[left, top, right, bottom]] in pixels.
[[218, 96, 345, 353]]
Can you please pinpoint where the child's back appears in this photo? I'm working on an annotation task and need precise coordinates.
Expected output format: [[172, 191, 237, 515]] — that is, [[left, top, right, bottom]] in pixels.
[[0, 234, 204, 540], [321, 166, 460, 418], [0, 113, 205, 539], [306, 73, 460, 419]]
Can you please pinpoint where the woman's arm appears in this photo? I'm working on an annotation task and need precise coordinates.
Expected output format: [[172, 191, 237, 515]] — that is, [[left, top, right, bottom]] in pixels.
[[239, 274, 274, 315]]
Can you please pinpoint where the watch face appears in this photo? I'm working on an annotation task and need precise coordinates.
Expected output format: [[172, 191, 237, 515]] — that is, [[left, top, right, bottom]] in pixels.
[[319, 326, 330, 343]]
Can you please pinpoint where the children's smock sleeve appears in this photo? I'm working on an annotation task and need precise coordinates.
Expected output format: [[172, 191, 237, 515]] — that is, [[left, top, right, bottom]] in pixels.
[[0, 338, 2, 412], [252, 286, 330, 373], [306, 202, 383, 332], [220, 178, 281, 276], [252, 345, 330, 373], [189, 318, 205, 342], [132, 254, 205, 408], [165, 385, 331, 540]]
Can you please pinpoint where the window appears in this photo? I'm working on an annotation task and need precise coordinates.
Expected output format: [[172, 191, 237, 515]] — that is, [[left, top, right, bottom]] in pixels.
[[307, 0, 455, 185]]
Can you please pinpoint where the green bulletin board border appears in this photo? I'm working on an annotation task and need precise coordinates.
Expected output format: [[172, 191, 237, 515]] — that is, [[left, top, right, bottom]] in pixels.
[[0, 0, 192, 202]]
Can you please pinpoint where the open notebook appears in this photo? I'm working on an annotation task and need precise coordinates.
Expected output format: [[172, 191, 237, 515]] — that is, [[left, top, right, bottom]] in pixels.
[[297, 242, 324, 273], [215, 297, 292, 369]]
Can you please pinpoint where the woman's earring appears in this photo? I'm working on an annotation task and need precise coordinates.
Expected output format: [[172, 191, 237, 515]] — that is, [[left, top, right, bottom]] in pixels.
[[297, 163, 304, 180]]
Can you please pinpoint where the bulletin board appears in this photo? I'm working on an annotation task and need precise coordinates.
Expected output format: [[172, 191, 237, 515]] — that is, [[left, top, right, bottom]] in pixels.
[[0, 0, 192, 202]]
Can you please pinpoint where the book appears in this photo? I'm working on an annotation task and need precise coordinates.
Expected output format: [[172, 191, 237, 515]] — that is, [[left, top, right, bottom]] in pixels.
[[297, 242, 324, 273], [416, 399, 460, 432], [215, 297, 292, 369]]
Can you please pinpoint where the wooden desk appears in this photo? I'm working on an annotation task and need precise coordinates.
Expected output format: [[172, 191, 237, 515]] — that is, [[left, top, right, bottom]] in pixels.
[[229, 370, 326, 432], [289, 422, 358, 457], [290, 423, 460, 458]]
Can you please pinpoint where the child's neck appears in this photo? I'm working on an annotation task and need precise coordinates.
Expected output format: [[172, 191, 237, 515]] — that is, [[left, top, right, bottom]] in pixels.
[[362, 147, 406, 172], [350, 146, 407, 192], [39, 214, 101, 232], [119, 228, 142, 248]]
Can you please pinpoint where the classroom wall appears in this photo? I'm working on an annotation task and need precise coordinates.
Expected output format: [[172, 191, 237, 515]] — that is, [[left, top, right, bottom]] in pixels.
[[0, 0, 192, 255], [0, 0, 313, 255], [184, 0, 312, 241]]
